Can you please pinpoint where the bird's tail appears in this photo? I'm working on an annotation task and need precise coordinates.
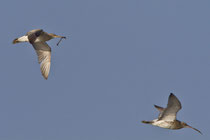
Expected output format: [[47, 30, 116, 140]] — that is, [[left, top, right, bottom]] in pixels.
[[13, 35, 29, 44], [142, 120, 153, 124]]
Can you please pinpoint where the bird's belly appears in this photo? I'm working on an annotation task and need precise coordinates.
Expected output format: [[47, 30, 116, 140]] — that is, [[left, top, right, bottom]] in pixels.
[[152, 120, 173, 129]]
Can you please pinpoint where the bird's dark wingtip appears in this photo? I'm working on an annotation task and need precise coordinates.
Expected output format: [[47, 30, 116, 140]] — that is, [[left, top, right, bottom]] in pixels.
[[43, 75, 48, 80], [170, 93, 175, 96]]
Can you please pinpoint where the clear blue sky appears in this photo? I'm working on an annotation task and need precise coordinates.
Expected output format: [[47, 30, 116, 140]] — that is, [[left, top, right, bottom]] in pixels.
[[0, 0, 209, 139]]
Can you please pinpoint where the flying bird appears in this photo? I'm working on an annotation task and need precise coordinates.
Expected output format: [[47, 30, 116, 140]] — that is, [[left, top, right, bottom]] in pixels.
[[13, 29, 66, 79], [142, 93, 202, 134]]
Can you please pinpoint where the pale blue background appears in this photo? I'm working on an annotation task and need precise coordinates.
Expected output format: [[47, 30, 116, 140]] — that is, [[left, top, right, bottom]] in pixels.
[[0, 0, 209, 139]]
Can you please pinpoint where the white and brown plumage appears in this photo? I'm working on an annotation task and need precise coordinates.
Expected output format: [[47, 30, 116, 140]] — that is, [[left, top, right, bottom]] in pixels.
[[13, 29, 66, 79], [142, 93, 202, 134]]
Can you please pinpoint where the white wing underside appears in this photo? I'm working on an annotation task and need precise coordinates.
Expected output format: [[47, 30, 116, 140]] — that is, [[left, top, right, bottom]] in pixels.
[[160, 113, 176, 121], [32, 42, 51, 79], [159, 94, 182, 121]]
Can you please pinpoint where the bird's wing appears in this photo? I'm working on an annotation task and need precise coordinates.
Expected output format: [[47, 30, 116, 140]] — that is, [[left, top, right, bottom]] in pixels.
[[158, 93, 182, 121], [154, 105, 165, 119], [27, 29, 44, 44], [32, 41, 51, 80]]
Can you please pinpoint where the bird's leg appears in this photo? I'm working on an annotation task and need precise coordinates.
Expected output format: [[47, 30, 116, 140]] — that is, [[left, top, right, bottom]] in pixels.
[[57, 36, 66, 46]]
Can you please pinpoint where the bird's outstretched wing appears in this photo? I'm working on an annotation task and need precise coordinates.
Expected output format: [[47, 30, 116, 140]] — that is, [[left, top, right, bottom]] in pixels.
[[154, 105, 165, 119], [32, 41, 51, 80], [158, 93, 182, 121]]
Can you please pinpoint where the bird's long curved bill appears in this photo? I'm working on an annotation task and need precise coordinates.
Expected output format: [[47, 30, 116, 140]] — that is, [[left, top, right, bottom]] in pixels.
[[186, 125, 202, 134], [57, 37, 66, 46]]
